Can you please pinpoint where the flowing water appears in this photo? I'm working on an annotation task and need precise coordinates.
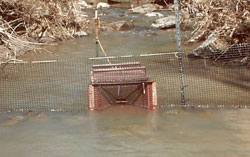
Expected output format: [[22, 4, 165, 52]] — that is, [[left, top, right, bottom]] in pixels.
[[1, 108, 250, 157], [1, 4, 250, 157]]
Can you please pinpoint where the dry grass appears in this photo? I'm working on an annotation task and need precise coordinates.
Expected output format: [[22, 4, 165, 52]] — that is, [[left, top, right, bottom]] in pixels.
[[0, 0, 88, 62]]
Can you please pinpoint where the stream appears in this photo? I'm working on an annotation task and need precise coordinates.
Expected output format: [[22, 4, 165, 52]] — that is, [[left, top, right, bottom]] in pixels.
[[1, 3, 250, 157]]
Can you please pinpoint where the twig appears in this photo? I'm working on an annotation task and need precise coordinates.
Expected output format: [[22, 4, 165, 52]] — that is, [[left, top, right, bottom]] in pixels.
[[230, 28, 236, 38], [97, 39, 111, 64], [11, 22, 24, 35]]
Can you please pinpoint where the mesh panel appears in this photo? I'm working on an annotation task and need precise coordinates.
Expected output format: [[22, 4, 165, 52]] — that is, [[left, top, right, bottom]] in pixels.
[[0, 60, 91, 112], [0, 49, 249, 113], [184, 58, 250, 108]]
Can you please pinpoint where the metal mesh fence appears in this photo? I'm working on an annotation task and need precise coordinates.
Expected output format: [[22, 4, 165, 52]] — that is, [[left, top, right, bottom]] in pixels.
[[0, 49, 249, 113], [0, 60, 90, 112]]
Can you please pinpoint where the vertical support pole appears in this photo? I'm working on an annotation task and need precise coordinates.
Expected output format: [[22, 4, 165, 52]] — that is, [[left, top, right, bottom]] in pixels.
[[95, 10, 99, 57], [174, 0, 186, 106], [146, 82, 157, 110], [96, 41, 99, 57], [88, 84, 95, 110], [152, 82, 158, 110]]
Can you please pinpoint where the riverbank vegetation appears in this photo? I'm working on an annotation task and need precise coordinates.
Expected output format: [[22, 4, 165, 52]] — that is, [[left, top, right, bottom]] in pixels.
[[150, 0, 250, 66], [180, 0, 250, 44], [0, 0, 88, 62], [180, 0, 250, 66]]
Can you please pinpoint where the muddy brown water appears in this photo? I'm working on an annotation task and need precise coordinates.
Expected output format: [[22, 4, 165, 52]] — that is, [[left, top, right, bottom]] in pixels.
[[1, 5, 250, 157], [1, 108, 250, 157]]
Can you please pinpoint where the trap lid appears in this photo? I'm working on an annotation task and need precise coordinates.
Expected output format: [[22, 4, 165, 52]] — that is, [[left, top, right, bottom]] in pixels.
[[91, 62, 149, 84]]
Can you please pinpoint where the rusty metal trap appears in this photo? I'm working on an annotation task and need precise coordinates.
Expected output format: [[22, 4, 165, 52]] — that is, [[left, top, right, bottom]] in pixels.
[[88, 62, 157, 110]]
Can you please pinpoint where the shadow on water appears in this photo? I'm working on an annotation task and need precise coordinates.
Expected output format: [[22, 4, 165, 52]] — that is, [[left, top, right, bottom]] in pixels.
[[185, 59, 250, 92]]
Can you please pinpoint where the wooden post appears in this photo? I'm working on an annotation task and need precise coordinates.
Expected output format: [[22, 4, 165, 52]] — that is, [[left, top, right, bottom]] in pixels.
[[94, 10, 111, 64], [95, 10, 99, 57]]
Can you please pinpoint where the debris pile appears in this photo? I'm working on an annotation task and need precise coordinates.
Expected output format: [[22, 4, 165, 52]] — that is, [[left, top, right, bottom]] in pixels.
[[0, 0, 88, 62], [179, 0, 250, 66], [180, 0, 250, 44]]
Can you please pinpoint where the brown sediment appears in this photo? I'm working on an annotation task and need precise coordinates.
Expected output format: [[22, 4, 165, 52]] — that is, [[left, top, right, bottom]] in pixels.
[[0, 115, 25, 126]]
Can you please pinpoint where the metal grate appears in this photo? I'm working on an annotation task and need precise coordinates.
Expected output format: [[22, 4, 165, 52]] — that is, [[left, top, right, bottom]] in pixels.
[[91, 62, 149, 84]]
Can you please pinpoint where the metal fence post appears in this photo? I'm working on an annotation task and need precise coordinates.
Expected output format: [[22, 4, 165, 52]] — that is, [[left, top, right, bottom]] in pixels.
[[174, 0, 186, 106]]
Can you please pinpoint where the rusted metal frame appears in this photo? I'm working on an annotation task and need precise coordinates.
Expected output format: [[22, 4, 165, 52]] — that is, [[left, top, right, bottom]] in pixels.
[[146, 83, 152, 109], [98, 84, 142, 101], [92, 62, 141, 69], [88, 84, 95, 110], [96, 83, 147, 105], [94, 86, 100, 110], [99, 86, 117, 103], [151, 82, 157, 109], [124, 84, 143, 100], [98, 86, 115, 106], [92, 66, 146, 72], [128, 84, 144, 105], [91, 80, 153, 85], [92, 79, 150, 84]]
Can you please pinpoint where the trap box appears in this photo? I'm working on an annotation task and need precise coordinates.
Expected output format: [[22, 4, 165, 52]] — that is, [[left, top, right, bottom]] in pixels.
[[88, 62, 157, 110]]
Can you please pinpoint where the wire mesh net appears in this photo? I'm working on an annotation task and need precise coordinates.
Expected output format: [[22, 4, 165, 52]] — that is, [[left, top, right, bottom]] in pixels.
[[0, 48, 249, 113]]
